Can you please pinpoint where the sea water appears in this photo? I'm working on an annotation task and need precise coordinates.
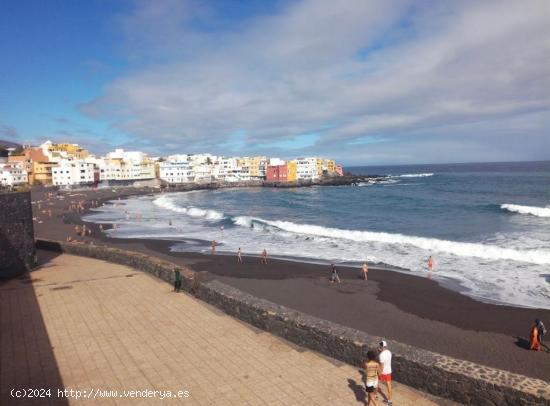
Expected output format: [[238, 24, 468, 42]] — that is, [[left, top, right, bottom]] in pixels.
[[84, 161, 550, 309]]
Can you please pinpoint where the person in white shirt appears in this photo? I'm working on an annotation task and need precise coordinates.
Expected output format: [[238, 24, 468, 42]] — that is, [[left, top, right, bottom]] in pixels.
[[378, 340, 393, 405]]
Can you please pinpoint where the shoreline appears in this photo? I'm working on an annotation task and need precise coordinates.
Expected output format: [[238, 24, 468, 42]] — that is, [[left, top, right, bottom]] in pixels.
[[29, 185, 550, 382]]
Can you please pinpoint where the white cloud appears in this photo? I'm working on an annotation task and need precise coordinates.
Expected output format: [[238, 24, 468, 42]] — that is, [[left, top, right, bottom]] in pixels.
[[81, 0, 550, 163]]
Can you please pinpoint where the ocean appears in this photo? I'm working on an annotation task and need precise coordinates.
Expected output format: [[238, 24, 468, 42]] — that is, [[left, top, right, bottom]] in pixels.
[[84, 161, 550, 309]]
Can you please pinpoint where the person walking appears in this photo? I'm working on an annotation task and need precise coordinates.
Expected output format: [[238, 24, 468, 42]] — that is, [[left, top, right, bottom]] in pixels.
[[173, 268, 181, 293], [237, 248, 243, 264], [427, 256, 434, 272], [378, 341, 393, 405], [361, 262, 369, 280], [261, 249, 268, 264], [363, 350, 381, 406]]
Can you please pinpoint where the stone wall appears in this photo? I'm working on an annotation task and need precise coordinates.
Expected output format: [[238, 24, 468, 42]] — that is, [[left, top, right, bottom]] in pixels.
[[36, 240, 550, 406], [0, 191, 35, 279]]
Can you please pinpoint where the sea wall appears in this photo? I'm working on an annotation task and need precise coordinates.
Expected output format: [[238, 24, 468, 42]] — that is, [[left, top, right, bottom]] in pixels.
[[0, 191, 36, 279], [36, 240, 550, 406]]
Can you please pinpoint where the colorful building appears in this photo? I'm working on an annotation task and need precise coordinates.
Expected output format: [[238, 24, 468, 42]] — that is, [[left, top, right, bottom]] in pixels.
[[31, 161, 57, 185], [316, 158, 324, 176], [42, 141, 90, 160], [266, 164, 288, 182], [287, 160, 297, 182]]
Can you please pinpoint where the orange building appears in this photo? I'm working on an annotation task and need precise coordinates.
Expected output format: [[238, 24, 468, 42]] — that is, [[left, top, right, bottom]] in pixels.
[[8, 147, 53, 184]]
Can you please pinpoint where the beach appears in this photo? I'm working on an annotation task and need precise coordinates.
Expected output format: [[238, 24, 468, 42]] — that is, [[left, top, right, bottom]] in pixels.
[[30, 186, 550, 382]]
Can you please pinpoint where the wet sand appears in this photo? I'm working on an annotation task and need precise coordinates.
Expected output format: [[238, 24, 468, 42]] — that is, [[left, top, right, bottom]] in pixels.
[[30, 186, 550, 381]]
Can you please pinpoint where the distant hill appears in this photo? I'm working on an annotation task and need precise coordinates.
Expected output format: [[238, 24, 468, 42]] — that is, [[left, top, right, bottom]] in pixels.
[[0, 139, 22, 149]]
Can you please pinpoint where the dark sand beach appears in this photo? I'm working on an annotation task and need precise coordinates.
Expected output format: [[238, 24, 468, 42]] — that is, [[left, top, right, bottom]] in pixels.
[[30, 186, 550, 382]]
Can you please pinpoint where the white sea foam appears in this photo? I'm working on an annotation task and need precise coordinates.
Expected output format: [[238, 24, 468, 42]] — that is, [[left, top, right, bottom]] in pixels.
[[501, 204, 550, 218], [233, 216, 550, 265], [83, 194, 550, 309], [394, 173, 434, 178], [153, 195, 225, 220]]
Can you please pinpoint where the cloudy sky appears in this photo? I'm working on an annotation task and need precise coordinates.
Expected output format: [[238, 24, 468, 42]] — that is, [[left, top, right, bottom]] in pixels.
[[1, 0, 549, 165]]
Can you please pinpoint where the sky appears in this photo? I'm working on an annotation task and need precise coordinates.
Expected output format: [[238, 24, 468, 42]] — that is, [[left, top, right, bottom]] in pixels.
[[0, 0, 549, 165]]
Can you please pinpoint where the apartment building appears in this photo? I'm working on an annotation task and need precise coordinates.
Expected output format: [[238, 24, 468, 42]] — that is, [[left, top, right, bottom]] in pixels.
[[51, 161, 95, 186], [158, 160, 194, 183], [0, 162, 28, 186], [295, 157, 319, 180]]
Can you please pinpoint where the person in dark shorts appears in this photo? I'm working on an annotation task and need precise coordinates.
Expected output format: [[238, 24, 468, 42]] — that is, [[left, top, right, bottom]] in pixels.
[[363, 350, 381, 405]]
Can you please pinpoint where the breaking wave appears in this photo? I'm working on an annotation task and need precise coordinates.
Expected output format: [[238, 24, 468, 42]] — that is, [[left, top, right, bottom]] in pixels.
[[394, 173, 434, 178], [153, 195, 225, 220], [501, 204, 550, 218], [232, 216, 550, 265]]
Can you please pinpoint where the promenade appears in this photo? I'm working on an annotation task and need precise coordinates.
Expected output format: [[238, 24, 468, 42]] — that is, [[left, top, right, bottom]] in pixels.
[[0, 252, 455, 405]]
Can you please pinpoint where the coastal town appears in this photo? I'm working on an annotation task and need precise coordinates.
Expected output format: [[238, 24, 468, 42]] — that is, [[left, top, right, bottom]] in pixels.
[[0, 140, 344, 188]]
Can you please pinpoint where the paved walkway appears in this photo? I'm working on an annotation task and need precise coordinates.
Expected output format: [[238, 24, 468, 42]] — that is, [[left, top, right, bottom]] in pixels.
[[1, 252, 455, 405]]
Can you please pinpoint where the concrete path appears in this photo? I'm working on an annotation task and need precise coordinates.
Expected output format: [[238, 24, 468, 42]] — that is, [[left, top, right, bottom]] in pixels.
[[1, 252, 457, 405]]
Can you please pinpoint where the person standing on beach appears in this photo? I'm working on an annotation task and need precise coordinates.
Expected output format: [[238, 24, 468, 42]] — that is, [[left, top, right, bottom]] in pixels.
[[261, 249, 268, 264], [330, 264, 341, 283], [174, 269, 181, 292], [211, 240, 217, 254], [363, 350, 381, 406], [361, 262, 369, 280], [530, 320, 541, 351], [378, 341, 393, 405], [536, 319, 546, 347], [237, 248, 243, 264], [427, 256, 434, 272]]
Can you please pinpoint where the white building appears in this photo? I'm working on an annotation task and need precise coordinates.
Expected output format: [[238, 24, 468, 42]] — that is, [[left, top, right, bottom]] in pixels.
[[188, 153, 217, 167], [295, 157, 319, 181], [51, 160, 95, 186], [269, 158, 286, 166], [106, 149, 144, 163], [0, 162, 28, 186], [98, 150, 156, 181], [214, 157, 239, 181], [158, 160, 194, 184], [193, 164, 213, 183]]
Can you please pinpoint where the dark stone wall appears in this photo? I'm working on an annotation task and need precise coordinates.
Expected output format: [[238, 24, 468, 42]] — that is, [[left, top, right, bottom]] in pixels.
[[0, 191, 36, 279], [35, 240, 550, 406]]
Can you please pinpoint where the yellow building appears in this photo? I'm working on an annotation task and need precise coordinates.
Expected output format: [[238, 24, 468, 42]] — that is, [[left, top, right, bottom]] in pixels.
[[239, 156, 267, 179], [47, 143, 90, 159], [31, 161, 56, 185], [316, 158, 323, 176], [287, 160, 297, 182]]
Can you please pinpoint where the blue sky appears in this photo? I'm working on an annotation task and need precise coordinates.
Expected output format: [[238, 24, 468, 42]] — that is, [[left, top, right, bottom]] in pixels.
[[1, 0, 549, 165]]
